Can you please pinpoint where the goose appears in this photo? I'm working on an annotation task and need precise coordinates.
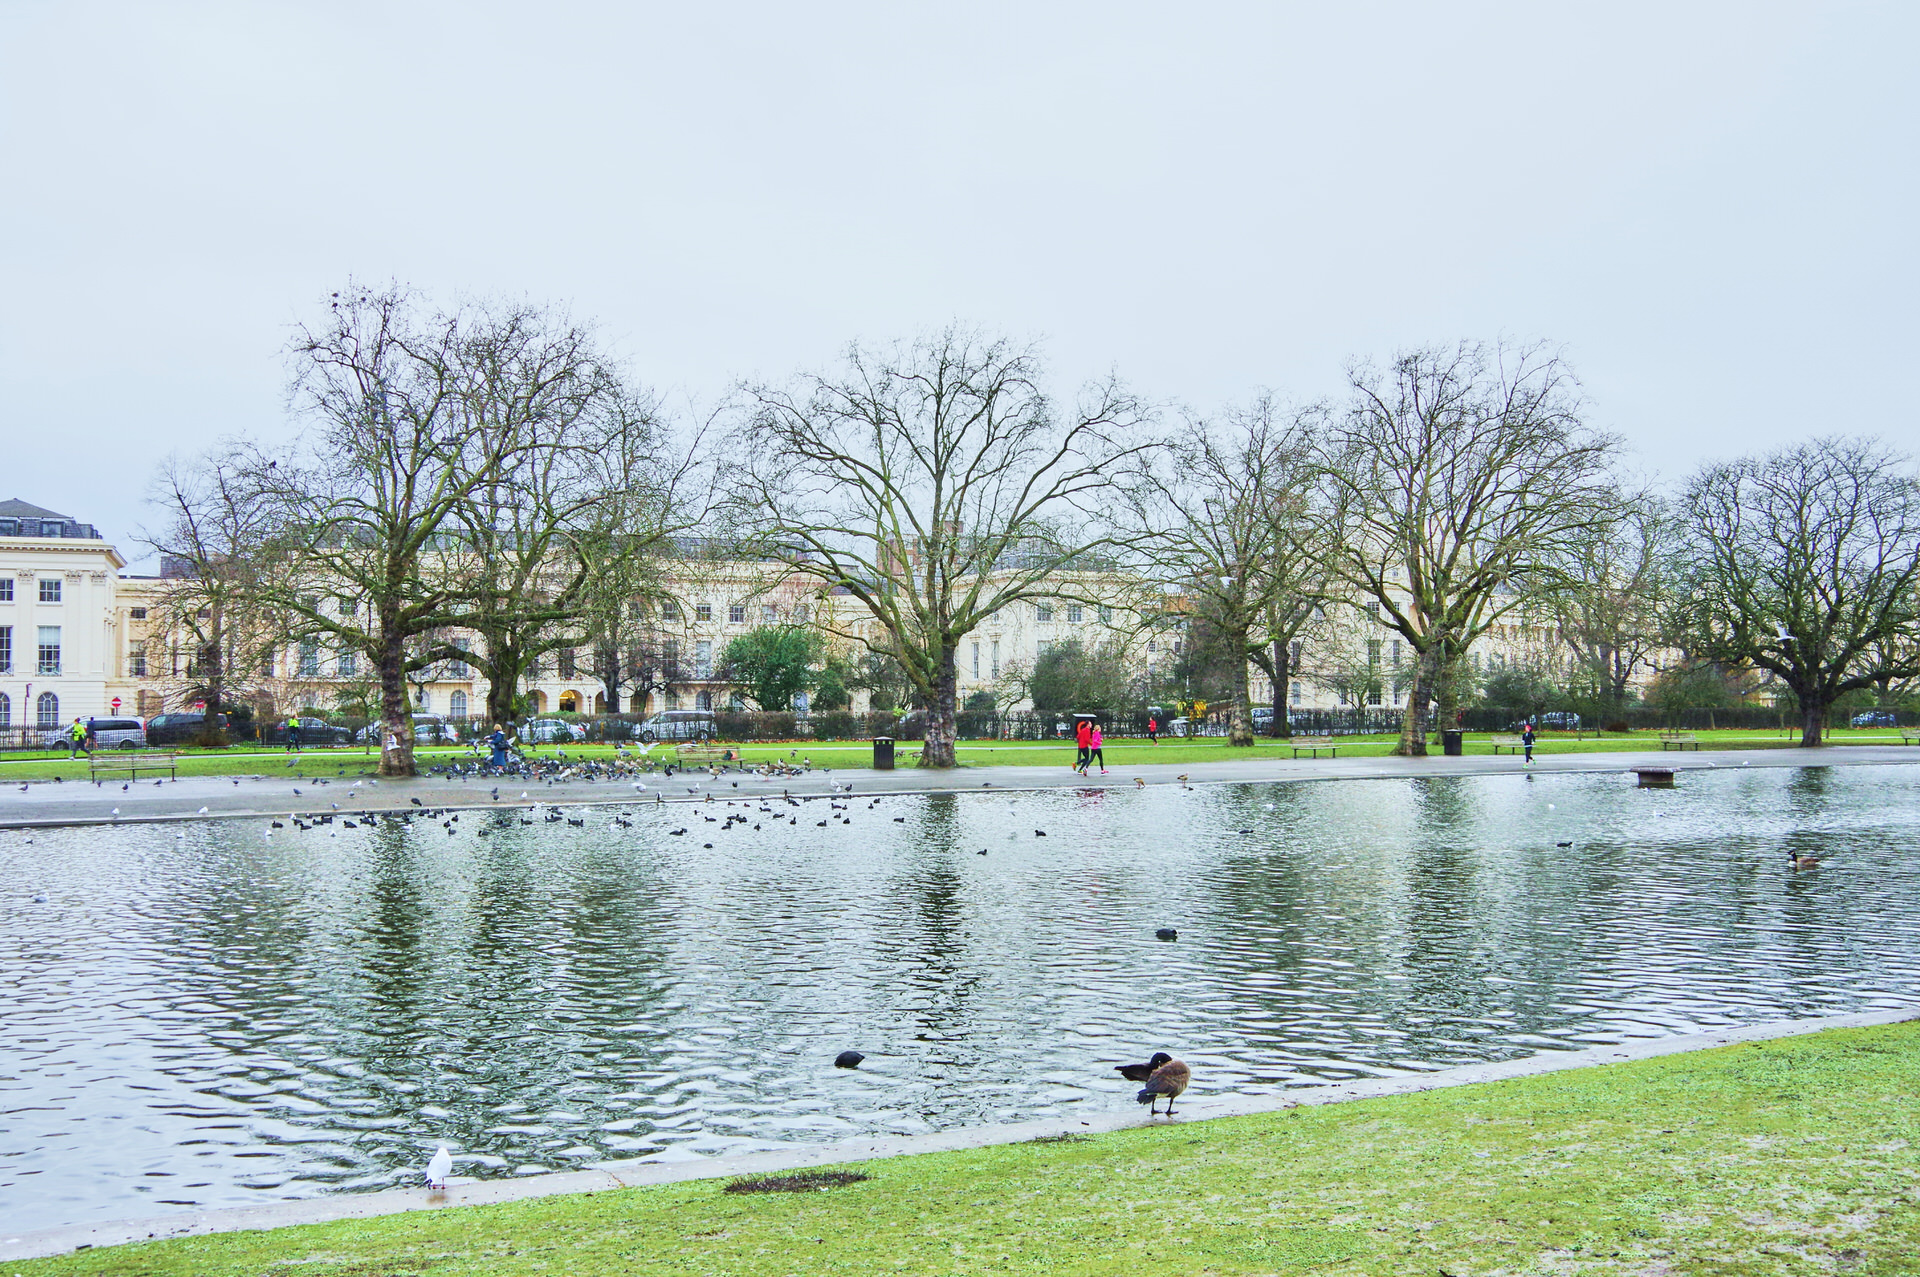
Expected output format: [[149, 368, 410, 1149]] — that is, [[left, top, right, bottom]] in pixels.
[[1115, 1051, 1172, 1083], [1789, 851, 1823, 870], [1136, 1058, 1191, 1115]]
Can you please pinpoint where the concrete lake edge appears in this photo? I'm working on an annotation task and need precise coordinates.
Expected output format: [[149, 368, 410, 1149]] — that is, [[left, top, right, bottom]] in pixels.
[[5, 1006, 1915, 1263]]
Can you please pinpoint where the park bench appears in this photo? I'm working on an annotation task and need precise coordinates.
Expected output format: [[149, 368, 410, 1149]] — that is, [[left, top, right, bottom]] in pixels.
[[1490, 734, 1527, 754], [88, 751, 179, 782], [674, 743, 734, 768], [1659, 731, 1701, 750], [1901, 727, 1920, 745], [1287, 736, 1338, 758]]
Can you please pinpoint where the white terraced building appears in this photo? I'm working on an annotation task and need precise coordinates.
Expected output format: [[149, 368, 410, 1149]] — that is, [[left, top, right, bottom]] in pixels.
[[0, 499, 130, 731]]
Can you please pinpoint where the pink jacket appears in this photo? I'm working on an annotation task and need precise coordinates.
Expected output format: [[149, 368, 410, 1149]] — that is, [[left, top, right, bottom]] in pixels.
[[1089, 726, 1103, 749]]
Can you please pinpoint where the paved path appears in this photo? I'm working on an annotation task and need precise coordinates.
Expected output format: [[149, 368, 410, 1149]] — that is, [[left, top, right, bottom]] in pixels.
[[4, 745, 1916, 829]]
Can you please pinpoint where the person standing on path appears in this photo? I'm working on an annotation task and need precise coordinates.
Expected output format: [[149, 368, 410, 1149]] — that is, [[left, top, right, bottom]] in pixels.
[[1074, 717, 1092, 774], [1522, 720, 1536, 764], [285, 719, 303, 753], [486, 724, 510, 767], [1087, 722, 1107, 775]]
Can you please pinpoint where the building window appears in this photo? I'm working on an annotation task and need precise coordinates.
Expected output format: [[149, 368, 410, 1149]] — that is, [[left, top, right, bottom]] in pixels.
[[1036, 604, 1052, 622], [128, 641, 147, 677], [728, 690, 746, 711], [795, 604, 809, 624], [0, 691, 8, 727], [695, 690, 712, 711], [0, 520, 14, 537], [661, 600, 680, 621], [1068, 604, 1082, 623], [337, 649, 357, 677], [694, 640, 712, 678], [1368, 687, 1383, 707], [417, 689, 432, 711], [1391, 640, 1402, 667], [1098, 605, 1112, 624], [36, 691, 59, 728], [0, 579, 11, 602], [762, 604, 778, 623], [1367, 639, 1382, 669], [0, 626, 9, 674], [39, 578, 61, 604], [972, 641, 980, 678], [129, 606, 145, 619], [1291, 681, 1303, 705], [449, 690, 467, 719], [729, 604, 745, 624], [665, 690, 681, 711], [629, 692, 645, 713], [559, 648, 577, 677], [37, 625, 60, 675], [696, 603, 712, 622], [990, 639, 999, 680], [298, 639, 319, 676]]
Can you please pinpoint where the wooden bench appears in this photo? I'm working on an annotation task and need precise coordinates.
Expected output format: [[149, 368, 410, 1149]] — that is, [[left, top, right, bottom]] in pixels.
[[673, 743, 734, 768], [1490, 734, 1527, 754], [88, 751, 180, 781], [1287, 736, 1338, 758], [1901, 727, 1920, 745], [1659, 731, 1701, 750]]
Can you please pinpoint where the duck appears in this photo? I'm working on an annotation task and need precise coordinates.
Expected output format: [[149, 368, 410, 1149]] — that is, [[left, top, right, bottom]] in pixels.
[[1136, 1057, 1191, 1115], [1114, 1051, 1172, 1083], [1789, 850, 1823, 870]]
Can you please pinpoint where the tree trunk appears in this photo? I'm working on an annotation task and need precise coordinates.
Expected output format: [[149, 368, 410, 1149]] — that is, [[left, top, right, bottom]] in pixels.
[[1393, 646, 1432, 757], [1432, 648, 1464, 733], [1227, 629, 1254, 746], [1799, 694, 1828, 748], [377, 627, 416, 777], [1273, 638, 1291, 739], [482, 635, 523, 726], [919, 646, 959, 768]]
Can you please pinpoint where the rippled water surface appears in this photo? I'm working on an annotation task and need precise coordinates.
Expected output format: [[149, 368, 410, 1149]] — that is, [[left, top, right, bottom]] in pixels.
[[5, 764, 1919, 1231]]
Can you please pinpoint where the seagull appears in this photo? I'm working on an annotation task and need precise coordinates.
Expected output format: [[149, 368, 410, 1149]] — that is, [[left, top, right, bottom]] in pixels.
[[424, 1144, 453, 1190], [1774, 622, 1797, 643], [197, 806, 209, 815]]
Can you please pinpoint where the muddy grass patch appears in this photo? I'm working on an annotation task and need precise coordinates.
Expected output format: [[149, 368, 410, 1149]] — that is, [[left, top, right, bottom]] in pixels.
[[722, 1170, 872, 1194]]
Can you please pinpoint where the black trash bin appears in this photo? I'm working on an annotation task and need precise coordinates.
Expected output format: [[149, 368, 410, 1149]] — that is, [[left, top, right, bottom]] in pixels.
[[873, 736, 895, 770], [1441, 729, 1464, 756]]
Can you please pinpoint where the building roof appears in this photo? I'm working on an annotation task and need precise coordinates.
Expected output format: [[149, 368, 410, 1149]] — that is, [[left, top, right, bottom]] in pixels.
[[0, 498, 76, 521]]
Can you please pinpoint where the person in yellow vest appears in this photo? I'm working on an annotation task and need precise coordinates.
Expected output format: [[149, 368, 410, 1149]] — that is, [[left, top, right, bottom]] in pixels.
[[67, 716, 92, 760]]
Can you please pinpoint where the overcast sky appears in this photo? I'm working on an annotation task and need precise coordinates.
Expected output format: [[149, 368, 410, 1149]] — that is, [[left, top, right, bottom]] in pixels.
[[3, 2, 1915, 557]]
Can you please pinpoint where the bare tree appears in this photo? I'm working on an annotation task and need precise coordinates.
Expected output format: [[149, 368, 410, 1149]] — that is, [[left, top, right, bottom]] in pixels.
[[254, 285, 603, 776], [737, 329, 1153, 767], [1322, 341, 1621, 755], [1678, 437, 1920, 745], [1550, 494, 1682, 710], [1123, 397, 1333, 744], [140, 446, 278, 743]]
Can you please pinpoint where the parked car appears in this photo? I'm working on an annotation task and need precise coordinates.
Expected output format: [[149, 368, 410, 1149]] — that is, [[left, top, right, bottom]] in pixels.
[[1850, 709, 1899, 728], [521, 717, 588, 744], [90, 717, 149, 749], [635, 710, 715, 743], [265, 716, 354, 746], [355, 714, 458, 745], [38, 716, 149, 749], [1513, 712, 1583, 731], [143, 711, 229, 746]]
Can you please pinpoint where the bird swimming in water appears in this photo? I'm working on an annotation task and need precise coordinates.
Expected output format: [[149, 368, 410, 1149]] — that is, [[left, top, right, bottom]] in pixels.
[[1789, 850, 1823, 870], [834, 1050, 865, 1068], [1136, 1057, 1190, 1115], [1115, 1051, 1172, 1083]]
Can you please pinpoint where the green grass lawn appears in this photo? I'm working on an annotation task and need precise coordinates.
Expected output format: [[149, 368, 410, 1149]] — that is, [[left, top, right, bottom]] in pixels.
[[1, 728, 1912, 783], [17, 1020, 1920, 1276]]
